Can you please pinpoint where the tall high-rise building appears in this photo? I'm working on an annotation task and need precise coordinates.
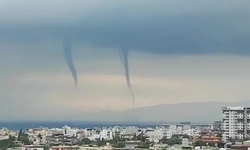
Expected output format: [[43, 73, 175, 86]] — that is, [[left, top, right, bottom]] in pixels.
[[221, 106, 250, 141]]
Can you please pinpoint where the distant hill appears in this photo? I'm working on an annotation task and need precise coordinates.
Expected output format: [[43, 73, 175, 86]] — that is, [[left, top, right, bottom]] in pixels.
[[75, 100, 250, 123]]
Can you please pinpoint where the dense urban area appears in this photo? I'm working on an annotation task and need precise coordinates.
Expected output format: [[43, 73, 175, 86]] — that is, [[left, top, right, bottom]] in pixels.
[[1, 106, 250, 150]]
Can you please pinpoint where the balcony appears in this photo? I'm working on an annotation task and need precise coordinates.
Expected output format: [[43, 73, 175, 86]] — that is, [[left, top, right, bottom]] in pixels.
[[237, 115, 244, 119]]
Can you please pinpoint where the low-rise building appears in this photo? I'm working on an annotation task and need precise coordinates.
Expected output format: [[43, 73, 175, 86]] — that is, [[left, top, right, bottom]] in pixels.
[[7, 145, 44, 150]]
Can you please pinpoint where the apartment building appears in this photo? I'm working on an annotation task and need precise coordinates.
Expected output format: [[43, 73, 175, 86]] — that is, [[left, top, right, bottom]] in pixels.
[[145, 128, 164, 142], [99, 128, 113, 140], [221, 106, 250, 141]]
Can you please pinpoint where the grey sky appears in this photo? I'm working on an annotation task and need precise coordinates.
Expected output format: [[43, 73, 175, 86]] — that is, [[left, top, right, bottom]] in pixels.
[[1, 0, 250, 54], [0, 0, 250, 121]]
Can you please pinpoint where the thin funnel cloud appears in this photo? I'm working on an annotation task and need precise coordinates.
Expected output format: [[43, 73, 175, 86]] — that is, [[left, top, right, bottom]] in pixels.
[[63, 37, 78, 87], [119, 47, 135, 108]]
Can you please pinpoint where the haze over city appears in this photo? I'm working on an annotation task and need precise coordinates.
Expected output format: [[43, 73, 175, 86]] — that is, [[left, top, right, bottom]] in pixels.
[[1, 0, 250, 121]]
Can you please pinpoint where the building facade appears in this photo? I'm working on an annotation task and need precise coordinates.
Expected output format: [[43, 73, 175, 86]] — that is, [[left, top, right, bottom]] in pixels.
[[221, 106, 250, 141], [213, 121, 222, 131]]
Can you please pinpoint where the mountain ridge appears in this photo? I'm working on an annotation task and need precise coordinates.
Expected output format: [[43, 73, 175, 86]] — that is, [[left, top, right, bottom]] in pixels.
[[71, 100, 250, 123]]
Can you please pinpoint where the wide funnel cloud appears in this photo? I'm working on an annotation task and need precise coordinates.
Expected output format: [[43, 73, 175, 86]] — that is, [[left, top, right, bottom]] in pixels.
[[63, 37, 78, 87]]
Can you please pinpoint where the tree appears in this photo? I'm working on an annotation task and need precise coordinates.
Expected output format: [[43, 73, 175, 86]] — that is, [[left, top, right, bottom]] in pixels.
[[194, 140, 206, 147], [216, 133, 222, 138], [132, 133, 137, 141], [77, 138, 92, 146], [17, 128, 32, 145], [38, 133, 43, 140], [17, 128, 23, 141], [0, 139, 19, 150], [96, 130, 100, 134], [82, 138, 91, 144], [96, 138, 100, 147], [172, 134, 181, 138], [20, 134, 31, 145], [182, 134, 190, 139], [9, 136, 16, 141], [44, 145, 50, 150], [113, 142, 125, 148], [161, 137, 181, 146], [96, 138, 106, 147], [161, 136, 168, 144], [113, 134, 121, 144], [137, 142, 150, 149], [22, 137, 31, 145]]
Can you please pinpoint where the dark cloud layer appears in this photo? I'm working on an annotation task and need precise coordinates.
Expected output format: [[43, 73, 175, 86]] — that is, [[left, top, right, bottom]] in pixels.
[[0, 0, 250, 55]]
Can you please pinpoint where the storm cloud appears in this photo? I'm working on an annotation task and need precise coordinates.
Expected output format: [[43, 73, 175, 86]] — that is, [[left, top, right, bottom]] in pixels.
[[0, 0, 250, 55]]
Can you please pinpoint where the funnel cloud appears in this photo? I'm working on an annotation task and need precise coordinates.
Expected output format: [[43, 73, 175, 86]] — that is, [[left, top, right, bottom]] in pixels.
[[119, 47, 135, 108], [63, 37, 78, 87]]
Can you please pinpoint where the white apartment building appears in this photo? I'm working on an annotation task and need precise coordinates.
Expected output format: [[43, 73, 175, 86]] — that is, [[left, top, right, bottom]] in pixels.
[[169, 125, 177, 130], [146, 129, 164, 142], [47, 128, 64, 136], [183, 125, 191, 130], [99, 128, 113, 140], [122, 126, 138, 135], [176, 126, 183, 135], [221, 106, 250, 141], [165, 130, 174, 139], [183, 128, 195, 136], [63, 126, 79, 137], [84, 128, 94, 137]]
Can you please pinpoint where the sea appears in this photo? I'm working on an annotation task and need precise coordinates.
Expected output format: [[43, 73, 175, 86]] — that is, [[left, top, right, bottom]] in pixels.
[[0, 121, 160, 131]]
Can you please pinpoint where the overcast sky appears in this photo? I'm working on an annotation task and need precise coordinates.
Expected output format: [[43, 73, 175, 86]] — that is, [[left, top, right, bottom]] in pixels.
[[1, 0, 250, 121]]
